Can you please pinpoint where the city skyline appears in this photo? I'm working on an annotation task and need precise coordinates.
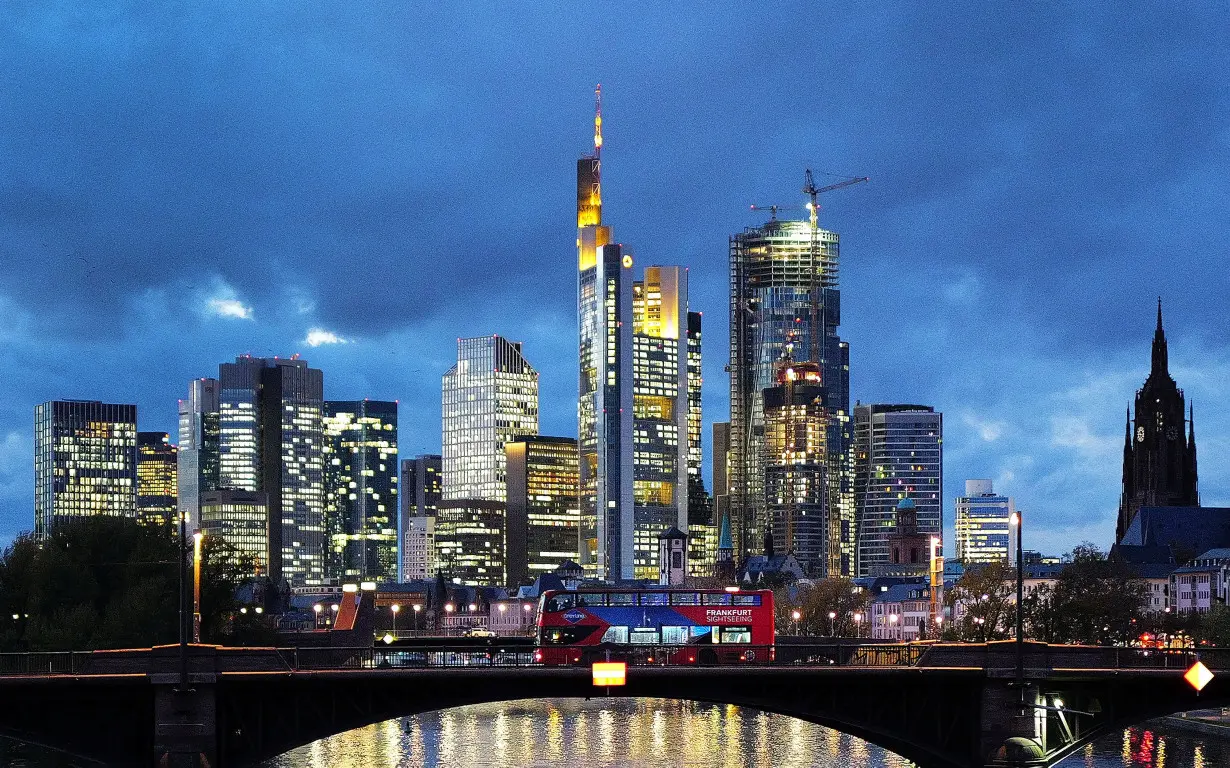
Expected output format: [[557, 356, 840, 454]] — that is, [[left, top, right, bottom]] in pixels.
[[1, 5, 1229, 559]]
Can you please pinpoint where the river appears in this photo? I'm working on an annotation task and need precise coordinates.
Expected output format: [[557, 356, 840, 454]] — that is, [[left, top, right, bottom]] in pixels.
[[259, 698, 1230, 768]]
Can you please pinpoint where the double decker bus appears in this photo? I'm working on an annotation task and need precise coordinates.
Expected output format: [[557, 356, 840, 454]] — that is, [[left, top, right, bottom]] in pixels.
[[535, 588, 774, 665]]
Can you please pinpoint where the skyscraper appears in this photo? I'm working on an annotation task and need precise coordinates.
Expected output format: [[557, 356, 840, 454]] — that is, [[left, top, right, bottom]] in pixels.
[[219, 356, 325, 586], [200, 489, 268, 576], [853, 403, 943, 576], [177, 378, 220, 530], [505, 436, 581, 586], [323, 400, 398, 583], [136, 432, 178, 528], [434, 499, 506, 586], [34, 400, 138, 538], [441, 336, 538, 502], [399, 454, 441, 581], [1116, 302, 1199, 541], [729, 211, 853, 574], [954, 479, 1015, 566]]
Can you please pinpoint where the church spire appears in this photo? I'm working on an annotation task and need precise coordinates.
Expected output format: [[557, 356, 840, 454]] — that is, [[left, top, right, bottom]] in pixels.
[[1189, 401, 1199, 503], [1152, 298, 1168, 375]]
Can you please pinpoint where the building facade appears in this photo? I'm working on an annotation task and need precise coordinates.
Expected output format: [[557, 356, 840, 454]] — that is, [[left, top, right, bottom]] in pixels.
[[219, 355, 325, 586], [505, 436, 580, 587], [399, 454, 441, 581], [323, 400, 398, 583], [1117, 302, 1199, 541], [729, 214, 853, 575], [199, 490, 268, 577], [177, 378, 220, 530], [442, 336, 538, 502], [954, 479, 1016, 566], [853, 404, 943, 576], [435, 499, 506, 586], [34, 400, 138, 539], [136, 432, 178, 528]]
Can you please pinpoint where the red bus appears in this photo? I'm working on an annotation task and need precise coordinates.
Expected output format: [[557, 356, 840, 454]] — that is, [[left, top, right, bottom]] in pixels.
[[535, 588, 775, 665]]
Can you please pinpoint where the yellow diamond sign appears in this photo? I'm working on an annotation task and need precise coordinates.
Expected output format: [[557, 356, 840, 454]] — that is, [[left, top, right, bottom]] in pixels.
[[1185, 661, 1214, 692]]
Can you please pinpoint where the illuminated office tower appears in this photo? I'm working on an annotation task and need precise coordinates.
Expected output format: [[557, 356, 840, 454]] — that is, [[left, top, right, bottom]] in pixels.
[[853, 404, 943, 576], [730, 214, 853, 574], [323, 400, 399, 583], [219, 356, 325, 586], [441, 336, 538, 502], [506, 436, 580, 586], [34, 401, 137, 539], [177, 378, 220, 530], [399, 454, 441, 580], [200, 490, 268, 577], [954, 479, 1016, 566], [686, 312, 715, 573], [435, 499, 506, 586], [628, 266, 691, 580], [761, 360, 835, 576], [136, 432, 178, 528]]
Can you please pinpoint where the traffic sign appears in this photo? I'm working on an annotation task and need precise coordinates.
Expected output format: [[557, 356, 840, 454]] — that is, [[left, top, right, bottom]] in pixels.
[[1185, 661, 1214, 692], [592, 661, 626, 687]]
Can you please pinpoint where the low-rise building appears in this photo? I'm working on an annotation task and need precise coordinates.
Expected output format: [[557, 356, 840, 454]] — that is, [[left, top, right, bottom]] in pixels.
[[1170, 549, 1230, 614], [488, 597, 538, 636], [870, 583, 934, 641]]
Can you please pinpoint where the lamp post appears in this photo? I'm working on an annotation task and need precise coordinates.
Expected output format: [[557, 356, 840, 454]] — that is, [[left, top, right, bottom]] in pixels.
[[853, 612, 862, 639], [177, 512, 188, 689], [413, 603, 422, 632], [889, 613, 899, 640], [791, 610, 801, 636], [313, 603, 323, 628], [828, 611, 837, 637], [192, 530, 204, 643], [1011, 510, 1024, 701], [391, 604, 400, 637]]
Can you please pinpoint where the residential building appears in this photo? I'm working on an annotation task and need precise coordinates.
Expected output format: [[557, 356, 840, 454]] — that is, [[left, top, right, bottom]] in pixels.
[[323, 400, 398, 583], [729, 209, 853, 575], [853, 404, 943, 576], [435, 499, 506, 586], [441, 336, 538, 503], [1117, 302, 1199, 542], [402, 516, 435, 582], [199, 490, 268, 577], [399, 454, 441, 581], [34, 400, 138, 539], [219, 355, 325, 586], [487, 597, 538, 637], [136, 432, 177, 528], [177, 378, 220, 530], [505, 436, 580, 587], [954, 479, 1016, 566], [1171, 549, 1230, 614], [870, 583, 933, 641]]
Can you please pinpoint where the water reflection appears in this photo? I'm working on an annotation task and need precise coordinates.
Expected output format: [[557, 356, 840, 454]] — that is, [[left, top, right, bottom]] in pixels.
[[262, 699, 1230, 768]]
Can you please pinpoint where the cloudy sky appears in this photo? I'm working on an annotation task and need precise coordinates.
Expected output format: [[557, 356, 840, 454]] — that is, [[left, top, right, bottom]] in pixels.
[[1, 3, 1227, 556]]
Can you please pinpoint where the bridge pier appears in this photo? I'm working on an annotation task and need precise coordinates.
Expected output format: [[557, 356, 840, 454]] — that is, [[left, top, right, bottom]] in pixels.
[[149, 646, 218, 768]]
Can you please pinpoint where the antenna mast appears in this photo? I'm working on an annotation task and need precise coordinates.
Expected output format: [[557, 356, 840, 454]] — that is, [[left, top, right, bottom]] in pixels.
[[594, 84, 603, 157]]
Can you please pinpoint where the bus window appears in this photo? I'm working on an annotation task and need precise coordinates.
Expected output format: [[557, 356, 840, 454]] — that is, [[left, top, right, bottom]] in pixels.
[[542, 626, 598, 644], [576, 593, 606, 607], [662, 626, 689, 644], [608, 593, 635, 606], [544, 594, 576, 612], [639, 592, 668, 606], [670, 592, 700, 606], [720, 626, 752, 644], [703, 593, 731, 605], [630, 628, 660, 645], [732, 594, 762, 606], [601, 626, 629, 644], [690, 626, 715, 643]]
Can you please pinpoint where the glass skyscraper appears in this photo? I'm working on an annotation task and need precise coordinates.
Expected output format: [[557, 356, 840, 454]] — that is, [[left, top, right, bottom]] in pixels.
[[853, 403, 943, 576], [505, 436, 580, 586], [729, 217, 853, 575], [136, 431, 178, 529], [399, 454, 441, 581], [435, 499, 506, 586], [219, 356, 325, 586], [34, 400, 138, 539], [954, 479, 1015, 566], [323, 400, 399, 583], [200, 489, 268, 576], [177, 378, 220, 530], [441, 336, 538, 503]]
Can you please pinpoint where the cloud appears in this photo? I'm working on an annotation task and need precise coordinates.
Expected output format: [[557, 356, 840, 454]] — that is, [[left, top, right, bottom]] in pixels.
[[304, 328, 349, 347], [206, 297, 254, 320], [961, 412, 1006, 442]]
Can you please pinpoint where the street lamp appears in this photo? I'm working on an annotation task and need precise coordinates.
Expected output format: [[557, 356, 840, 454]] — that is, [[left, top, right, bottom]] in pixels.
[[889, 613, 899, 640], [853, 612, 863, 638], [1010, 510, 1024, 695], [313, 603, 323, 629], [828, 611, 837, 637], [192, 530, 204, 643], [413, 603, 422, 631], [391, 604, 400, 636], [791, 610, 801, 636]]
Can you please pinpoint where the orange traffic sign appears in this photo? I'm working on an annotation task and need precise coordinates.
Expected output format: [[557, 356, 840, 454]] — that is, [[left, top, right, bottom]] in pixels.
[[1185, 661, 1214, 692], [592, 661, 627, 687]]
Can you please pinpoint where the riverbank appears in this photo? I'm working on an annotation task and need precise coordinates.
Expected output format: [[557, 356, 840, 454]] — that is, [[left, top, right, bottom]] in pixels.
[[1157, 710, 1230, 739]]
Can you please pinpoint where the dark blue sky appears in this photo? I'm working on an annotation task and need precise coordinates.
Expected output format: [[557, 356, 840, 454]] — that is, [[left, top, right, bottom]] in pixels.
[[2, 3, 1227, 556]]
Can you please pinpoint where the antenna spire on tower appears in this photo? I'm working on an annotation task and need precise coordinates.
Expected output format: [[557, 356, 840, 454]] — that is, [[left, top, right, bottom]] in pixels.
[[594, 84, 603, 156]]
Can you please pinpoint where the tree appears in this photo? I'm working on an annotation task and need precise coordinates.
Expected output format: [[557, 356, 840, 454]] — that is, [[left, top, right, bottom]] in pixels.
[[775, 578, 870, 637], [947, 562, 1015, 641], [1041, 543, 1146, 644]]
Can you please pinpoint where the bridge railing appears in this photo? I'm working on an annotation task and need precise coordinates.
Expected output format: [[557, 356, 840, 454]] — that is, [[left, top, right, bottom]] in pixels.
[[0, 651, 86, 675]]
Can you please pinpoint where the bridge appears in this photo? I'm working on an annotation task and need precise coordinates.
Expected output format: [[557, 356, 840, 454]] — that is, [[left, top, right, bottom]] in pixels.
[[0, 640, 1225, 768]]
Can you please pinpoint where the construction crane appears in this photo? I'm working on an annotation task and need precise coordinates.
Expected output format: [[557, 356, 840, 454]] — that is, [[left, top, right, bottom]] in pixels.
[[802, 169, 869, 228], [749, 204, 804, 221]]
